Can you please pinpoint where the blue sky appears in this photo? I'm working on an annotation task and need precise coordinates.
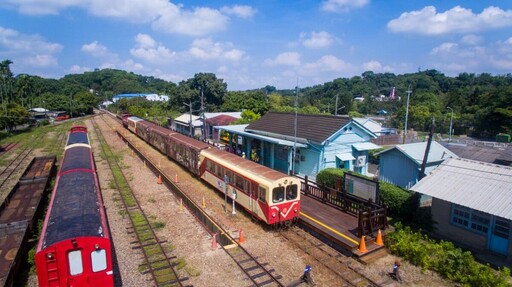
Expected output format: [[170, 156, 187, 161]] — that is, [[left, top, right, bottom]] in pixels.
[[1, 1, 512, 91]]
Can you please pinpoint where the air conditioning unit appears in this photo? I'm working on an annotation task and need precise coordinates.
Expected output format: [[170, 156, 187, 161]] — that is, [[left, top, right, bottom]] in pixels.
[[355, 155, 366, 167]]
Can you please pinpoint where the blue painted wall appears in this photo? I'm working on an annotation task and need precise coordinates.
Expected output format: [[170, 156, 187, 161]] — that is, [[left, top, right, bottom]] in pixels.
[[379, 149, 420, 189]]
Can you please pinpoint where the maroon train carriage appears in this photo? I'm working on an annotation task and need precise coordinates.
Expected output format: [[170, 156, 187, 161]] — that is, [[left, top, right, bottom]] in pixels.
[[124, 116, 300, 225], [35, 127, 113, 287]]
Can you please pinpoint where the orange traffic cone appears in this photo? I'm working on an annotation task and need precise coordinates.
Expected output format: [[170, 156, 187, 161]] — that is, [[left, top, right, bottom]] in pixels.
[[202, 196, 206, 208], [358, 235, 367, 253], [239, 229, 245, 244], [157, 174, 162, 185], [211, 233, 218, 249], [174, 173, 178, 183], [375, 229, 384, 246], [179, 198, 183, 211]]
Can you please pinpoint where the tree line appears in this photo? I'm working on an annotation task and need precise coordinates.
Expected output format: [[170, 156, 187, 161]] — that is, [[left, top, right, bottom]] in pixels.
[[1, 59, 511, 137]]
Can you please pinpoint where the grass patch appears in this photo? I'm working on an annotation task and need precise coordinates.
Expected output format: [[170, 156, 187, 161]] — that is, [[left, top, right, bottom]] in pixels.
[[185, 265, 202, 277]]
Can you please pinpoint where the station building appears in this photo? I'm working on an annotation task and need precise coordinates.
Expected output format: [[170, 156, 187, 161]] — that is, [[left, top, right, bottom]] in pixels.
[[215, 112, 381, 180], [411, 158, 512, 263]]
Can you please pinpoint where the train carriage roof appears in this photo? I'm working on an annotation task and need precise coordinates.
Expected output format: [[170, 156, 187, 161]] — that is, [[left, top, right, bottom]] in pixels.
[[60, 146, 93, 173], [201, 148, 291, 182], [138, 119, 210, 150], [67, 132, 89, 146], [42, 172, 104, 248]]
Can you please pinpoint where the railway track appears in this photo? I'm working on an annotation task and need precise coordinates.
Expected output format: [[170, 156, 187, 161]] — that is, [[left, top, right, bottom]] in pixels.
[[0, 156, 56, 286], [90, 118, 189, 287], [279, 227, 388, 287], [98, 112, 285, 287], [0, 146, 33, 192], [0, 142, 19, 155]]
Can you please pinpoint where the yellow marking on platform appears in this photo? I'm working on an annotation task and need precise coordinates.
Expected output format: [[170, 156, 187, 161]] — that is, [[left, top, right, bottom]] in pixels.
[[300, 212, 359, 245]]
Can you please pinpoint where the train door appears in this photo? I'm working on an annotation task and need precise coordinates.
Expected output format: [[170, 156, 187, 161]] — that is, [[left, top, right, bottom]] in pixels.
[[250, 182, 259, 216]]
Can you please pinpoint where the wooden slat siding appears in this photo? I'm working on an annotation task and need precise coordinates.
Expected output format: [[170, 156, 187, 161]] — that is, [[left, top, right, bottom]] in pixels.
[[300, 175, 387, 236], [370, 134, 401, 145]]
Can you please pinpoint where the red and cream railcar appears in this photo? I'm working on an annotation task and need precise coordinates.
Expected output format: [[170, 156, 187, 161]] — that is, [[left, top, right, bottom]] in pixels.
[[200, 148, 300, 225], [35, 126, 113, 287]]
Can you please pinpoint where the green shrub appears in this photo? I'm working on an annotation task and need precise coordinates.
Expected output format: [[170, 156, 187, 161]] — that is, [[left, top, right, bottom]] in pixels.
[[315, 168, 347, 188], [387, 223, 511, 287]]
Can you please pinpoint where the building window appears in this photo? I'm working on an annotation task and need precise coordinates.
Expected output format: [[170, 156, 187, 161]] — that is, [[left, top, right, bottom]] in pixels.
[[451, 205, 470, 227], [451, 204, 490, 235]]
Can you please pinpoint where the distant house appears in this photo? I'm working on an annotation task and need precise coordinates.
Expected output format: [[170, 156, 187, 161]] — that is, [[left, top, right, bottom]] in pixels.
[[217, 112, 381, 179], [112, 93, 169, 103], [376, 141, 458, 189], [411, 158, 512, 261], [170, 112, 242, 139], [441, 142, 512, 166]]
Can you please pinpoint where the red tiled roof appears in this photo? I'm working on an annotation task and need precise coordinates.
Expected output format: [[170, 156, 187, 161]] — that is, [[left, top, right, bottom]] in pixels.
[[205, 115, 238, 126]]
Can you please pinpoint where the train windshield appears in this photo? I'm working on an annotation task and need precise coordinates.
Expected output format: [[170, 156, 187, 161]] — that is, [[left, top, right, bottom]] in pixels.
[[272, 186, 285, 203], [286, 184, 298, 200]]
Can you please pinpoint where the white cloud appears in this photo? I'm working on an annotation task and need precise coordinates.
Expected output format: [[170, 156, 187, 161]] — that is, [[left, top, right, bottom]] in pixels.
[[0, 26, 62, 53], [300, 31, 333, 49], [23, 55, 58, 67], [152, 6, 229, 36], [388, 6, 512, 35], [461, 34, 482, 45], [302, 55, 351, 73], [68, 65, 91, 74], [362, 60, 382, 71], [187, 38, 245, 61], [81, 41, 111, 57], [431, 43, 458, 55], [321, 0, 369, 13], [220, 5, 256, 19], [130, 34, 176, 64], [0, 26, 62, 68], [264, 52, 301, 66], [8, 0, 230, 36]]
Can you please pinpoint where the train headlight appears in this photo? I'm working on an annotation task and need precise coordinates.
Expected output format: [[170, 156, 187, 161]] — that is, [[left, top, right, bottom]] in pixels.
[[294, 208, 298, 213], [47, 253, 53, 259], [272, 212, 276, 218], [95, 244, 100, 250]]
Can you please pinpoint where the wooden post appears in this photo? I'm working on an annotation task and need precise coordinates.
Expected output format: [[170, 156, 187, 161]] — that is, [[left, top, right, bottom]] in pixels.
[[304, 176, 309, 196]]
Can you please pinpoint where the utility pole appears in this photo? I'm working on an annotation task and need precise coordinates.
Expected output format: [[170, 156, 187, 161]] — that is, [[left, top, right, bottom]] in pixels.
[[447, 107, 453, 142], [403, 85, 412, 144], [334, 94, 339, 115], [419, 117, 435, 179], [201, 86, 207, 141], [292, 83, 298, 175], [183, 99, 193, 137]]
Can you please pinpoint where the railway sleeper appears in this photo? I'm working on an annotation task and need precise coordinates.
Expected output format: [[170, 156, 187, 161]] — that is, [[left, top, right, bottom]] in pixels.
[[249, 270, 272, 280]]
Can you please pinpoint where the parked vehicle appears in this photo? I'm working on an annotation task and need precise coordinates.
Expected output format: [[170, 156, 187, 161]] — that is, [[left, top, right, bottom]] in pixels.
[[35, 126, 113, 287], [123, 116, 300, 225]]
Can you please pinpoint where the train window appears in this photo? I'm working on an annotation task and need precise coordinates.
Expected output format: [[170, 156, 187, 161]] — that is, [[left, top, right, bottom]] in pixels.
[[225, 170, 233, 183], [215, 164, 223, 177], [234, 174, 244, 190], [258, 186, 267, 203], [68, 250, 83, 276], [286, 184, 298, 200], [91, 249, 107, 272], [206, 159, 212, 172], [244, 180, 249, 193], [272, 186, 285, 203]]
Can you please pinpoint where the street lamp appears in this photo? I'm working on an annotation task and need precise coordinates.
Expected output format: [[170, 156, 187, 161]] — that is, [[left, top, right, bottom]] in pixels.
[[447, 107, 453, 142]]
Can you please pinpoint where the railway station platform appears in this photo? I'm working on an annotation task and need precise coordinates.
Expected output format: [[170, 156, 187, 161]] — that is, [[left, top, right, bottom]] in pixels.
[[299, 193, 385, 261]]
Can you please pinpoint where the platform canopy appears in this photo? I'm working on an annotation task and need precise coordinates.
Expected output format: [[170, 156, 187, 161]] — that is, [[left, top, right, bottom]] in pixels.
[[216, 124, 307, 148]]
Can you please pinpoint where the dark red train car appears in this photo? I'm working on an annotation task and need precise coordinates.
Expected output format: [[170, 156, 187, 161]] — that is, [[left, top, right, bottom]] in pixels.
[[35, 126, 113, 287]]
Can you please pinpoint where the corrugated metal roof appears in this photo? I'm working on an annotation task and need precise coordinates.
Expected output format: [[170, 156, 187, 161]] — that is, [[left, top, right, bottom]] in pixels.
[[376, 141, 458, 165], [174, 113, 200, 123], [410, 157, 512, 220], [336, 153, 355, 161], [352, 142, 381, 151]]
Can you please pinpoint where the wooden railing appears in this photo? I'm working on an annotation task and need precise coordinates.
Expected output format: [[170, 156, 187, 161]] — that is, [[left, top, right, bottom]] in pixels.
[[299, 175, 388, 236]]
